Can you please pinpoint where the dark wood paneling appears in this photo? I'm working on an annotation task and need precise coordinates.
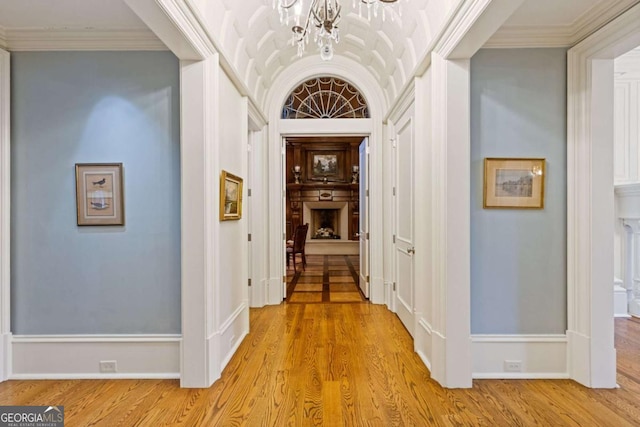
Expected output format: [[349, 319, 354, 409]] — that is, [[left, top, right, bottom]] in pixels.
[[286, 138, 363, 240]]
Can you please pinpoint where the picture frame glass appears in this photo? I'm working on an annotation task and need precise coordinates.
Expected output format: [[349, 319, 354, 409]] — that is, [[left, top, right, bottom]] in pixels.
[[306, 150, 346, 181], [484, 158, 545, 209], [75, 163, 124, 225], [312, 154, 338, 176], [220, 170, 243, 221]]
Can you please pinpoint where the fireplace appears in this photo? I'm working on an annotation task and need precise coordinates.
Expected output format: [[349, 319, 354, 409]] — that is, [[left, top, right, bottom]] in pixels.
[[303, 202, 348, 241], [311, 209, 340, 239]]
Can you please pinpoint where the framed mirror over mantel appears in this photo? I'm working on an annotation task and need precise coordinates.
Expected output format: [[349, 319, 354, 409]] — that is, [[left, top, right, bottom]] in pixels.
[[286, 137, 364, 242]]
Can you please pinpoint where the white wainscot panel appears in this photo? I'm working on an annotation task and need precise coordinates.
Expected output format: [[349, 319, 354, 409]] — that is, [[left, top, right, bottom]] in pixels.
[[12, 335, 181, 379], [213, 301, 249, 374], [471, 335, 568, 379]]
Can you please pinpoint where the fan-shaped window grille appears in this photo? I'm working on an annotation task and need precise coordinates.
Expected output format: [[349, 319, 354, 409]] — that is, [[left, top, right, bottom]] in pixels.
[[282, 77, 369, 119]]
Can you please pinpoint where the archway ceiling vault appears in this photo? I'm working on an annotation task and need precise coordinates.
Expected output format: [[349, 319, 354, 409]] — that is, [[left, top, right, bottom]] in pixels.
[[0, 0, 637, 116], [200, 0, 448, 113]]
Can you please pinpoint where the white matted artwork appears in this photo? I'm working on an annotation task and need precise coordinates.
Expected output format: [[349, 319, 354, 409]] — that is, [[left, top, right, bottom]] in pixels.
[[75, 163, 124, 225], [483, 158, 545, 209]]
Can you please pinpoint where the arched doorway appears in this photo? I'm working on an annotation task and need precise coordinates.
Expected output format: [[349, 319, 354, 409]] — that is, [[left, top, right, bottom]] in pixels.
[[262, 57, 387, 306]]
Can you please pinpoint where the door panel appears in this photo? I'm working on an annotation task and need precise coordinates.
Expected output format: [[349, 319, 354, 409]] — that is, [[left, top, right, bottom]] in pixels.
[[394, 116, 415, 336], [359, 139, 369, 297]]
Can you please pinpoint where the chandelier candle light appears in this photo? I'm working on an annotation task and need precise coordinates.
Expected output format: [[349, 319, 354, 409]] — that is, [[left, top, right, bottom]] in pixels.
[[272, 0, 401, 60]]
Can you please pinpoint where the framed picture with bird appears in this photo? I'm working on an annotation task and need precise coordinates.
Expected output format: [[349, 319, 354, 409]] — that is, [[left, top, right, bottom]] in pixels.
[[75, 163, 125, 225]]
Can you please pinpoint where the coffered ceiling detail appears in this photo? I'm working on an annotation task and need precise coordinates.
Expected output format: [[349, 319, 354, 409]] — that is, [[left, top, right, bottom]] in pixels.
[[0, 0, 638, 113]]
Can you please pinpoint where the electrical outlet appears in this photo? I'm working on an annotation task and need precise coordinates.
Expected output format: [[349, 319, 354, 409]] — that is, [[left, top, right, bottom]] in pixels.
[[99, 360, 117, 373], [504, 360, 522, 372]]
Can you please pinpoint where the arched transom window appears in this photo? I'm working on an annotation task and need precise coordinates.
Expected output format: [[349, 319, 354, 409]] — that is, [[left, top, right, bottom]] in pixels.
[[282, 77, 370, 119]]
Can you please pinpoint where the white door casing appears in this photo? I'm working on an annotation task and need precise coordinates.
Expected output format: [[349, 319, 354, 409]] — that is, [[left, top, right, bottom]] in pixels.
[[265, 56, 386, 304], [393, 112, 415, 337], [359, 138, 370, 298], [567, 3, 640, 388]]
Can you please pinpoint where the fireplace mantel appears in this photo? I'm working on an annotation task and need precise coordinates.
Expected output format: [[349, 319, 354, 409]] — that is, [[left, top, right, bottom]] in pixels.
[[286, 138, 362, 242], [287, 182, 359, 241]]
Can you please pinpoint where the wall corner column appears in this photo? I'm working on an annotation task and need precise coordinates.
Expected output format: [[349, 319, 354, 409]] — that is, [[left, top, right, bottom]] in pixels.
[[180, 54, 220, 388], [429, 52, 472, 388], [0, 49, 10, 382]]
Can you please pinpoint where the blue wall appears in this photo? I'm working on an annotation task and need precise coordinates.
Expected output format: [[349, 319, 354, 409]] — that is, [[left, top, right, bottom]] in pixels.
[[11, 51, 181, 334], [470, 48, 567, 334]]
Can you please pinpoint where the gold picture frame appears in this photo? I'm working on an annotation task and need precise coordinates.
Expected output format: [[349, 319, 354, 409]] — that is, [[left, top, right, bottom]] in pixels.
[[75, 163, 125, 225], [483, 158, 545, 209], [220, 170, 243, 221]]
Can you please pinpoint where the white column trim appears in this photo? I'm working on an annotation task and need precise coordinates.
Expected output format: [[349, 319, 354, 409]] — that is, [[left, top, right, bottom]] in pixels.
[[179, 55, 219, 388], [0, 49, 10, 382], [429, 52, 472, 388], [567, 3, 640, 388]]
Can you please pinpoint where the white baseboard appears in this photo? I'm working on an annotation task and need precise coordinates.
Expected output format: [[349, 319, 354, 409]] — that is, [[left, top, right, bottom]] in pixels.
[[11, 334, 181, 380], [471, 334, 568, 379], [614, 285, 630, 317], [0, 333, 11, 381], [267, 277, 285, 305], [249, 279, 269, 308], [414, 317, 432, 372]]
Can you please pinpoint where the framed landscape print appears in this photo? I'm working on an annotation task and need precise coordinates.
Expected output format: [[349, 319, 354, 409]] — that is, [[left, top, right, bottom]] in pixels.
[[75, 163, 125, 225], [306, 150, 346, 181], [483, 158, 545, 209], [220, 170, 243, 221]]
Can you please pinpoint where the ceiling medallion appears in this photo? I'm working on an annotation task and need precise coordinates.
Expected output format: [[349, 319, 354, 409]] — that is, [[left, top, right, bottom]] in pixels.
[[272, 0, 402, 61]]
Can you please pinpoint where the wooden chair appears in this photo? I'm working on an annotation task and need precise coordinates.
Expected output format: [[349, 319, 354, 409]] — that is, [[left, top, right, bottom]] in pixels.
[[287, 223, 309, 272]]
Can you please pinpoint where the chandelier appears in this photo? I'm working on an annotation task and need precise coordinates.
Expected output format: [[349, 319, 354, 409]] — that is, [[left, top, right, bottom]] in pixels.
[[272, 0, 401, 61]]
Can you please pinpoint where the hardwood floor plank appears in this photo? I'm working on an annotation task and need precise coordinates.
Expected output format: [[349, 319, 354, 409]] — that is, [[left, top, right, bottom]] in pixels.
[[0, 285, 638, 425]]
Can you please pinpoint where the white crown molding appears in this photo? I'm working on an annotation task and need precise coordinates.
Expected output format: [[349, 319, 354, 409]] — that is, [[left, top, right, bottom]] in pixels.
[[0, 26, 6, 50], [570, 0, 639, 44], [4, 28, 167, 51], [484, 26, 574, 48], [485, 0, 640, 48], [386, 79, 416, 124]]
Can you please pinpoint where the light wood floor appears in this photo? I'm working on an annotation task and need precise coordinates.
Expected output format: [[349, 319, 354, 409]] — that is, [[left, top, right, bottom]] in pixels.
[[0, 257, 639, 425]]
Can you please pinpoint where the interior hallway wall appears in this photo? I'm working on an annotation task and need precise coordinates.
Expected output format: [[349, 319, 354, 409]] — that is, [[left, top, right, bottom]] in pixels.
[[11, 51, 181, 334], [470, 48, 568, 334]]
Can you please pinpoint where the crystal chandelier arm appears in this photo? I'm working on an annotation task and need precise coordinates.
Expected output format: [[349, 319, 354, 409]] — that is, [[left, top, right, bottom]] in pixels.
[[277, 0, 302, 10], [291, 1, 316, 42], [311, 0, 342, 28], [310, 0, 325, 27]]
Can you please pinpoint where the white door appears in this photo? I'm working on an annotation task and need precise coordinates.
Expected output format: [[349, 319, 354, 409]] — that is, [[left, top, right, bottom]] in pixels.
[[394, 118, 415, 336], [359, 139, 369, 297]]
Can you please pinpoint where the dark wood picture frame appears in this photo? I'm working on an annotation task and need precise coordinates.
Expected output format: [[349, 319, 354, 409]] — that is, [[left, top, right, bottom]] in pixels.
[[306, 150, 346, 182], [75, 163, 125, 226]]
